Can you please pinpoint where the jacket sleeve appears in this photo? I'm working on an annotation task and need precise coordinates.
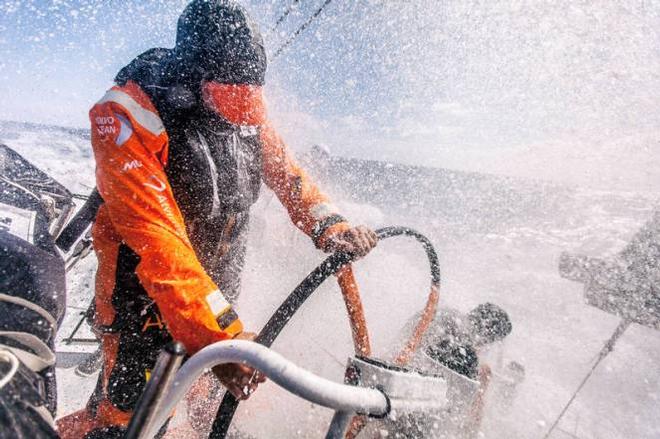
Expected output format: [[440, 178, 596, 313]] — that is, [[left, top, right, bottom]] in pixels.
[[90, 99, 242, 354], [260, 123, 350, 249]]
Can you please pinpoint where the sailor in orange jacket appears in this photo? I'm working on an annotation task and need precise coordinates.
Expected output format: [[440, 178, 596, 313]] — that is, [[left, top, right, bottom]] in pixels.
[[57, 1, 377, 437]]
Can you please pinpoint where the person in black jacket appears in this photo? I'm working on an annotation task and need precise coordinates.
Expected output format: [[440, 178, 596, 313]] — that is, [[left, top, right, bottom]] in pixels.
[[0, 144, 70, 438]]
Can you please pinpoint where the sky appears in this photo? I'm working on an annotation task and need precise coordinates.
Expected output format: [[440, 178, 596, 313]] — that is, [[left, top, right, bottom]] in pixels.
[[1, 0, 659, 187], [0, 0, 368, 127]]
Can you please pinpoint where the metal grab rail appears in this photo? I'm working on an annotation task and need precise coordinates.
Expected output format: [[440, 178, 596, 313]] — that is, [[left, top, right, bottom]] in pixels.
[[144, 340, 390, 439]]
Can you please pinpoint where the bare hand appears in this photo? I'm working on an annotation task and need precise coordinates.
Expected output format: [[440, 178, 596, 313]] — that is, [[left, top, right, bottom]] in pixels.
[[324, 225, 378, 258], [212, 332, 266, 400]]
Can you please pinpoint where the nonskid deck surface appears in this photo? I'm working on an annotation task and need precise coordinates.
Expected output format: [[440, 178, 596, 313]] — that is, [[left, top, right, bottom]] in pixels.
[[1, 121, 658, 438]]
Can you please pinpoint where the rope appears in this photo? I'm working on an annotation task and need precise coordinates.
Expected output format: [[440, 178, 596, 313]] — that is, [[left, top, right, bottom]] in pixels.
[[543, 320, 630, 438], [267, 0, 300, 35], [273, 0, 334, 59]]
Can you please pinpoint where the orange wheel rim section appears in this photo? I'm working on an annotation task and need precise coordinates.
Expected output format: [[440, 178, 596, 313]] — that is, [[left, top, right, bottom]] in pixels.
[[337, 265, 440, 439]]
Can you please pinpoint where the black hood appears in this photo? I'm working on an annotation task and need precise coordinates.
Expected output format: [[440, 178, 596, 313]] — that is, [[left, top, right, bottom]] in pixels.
[[175, 0, 267, 86], [115, 47, 202, 115], [115, 47, 172, 87], [114, 1, 267, 113]]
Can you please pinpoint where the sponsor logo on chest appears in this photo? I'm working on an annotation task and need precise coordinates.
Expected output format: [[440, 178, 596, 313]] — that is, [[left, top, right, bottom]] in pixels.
[[239, 125, 258, 137], [121, 160, 143, 173]]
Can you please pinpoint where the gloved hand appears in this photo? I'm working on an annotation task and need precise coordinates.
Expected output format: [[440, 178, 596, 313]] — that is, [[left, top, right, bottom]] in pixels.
[[322, 225, 378, 258], [212, 332, 266, 400]]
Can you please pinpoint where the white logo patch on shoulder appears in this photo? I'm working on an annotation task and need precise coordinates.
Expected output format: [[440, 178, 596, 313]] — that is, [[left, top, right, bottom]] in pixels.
[[95, 115, 116, 137], [94, 112, 133, 147]]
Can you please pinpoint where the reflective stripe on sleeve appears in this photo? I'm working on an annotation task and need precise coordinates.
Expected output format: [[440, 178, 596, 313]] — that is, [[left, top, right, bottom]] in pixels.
[[97, 89, 165, 136], [206, 289, 231, 317], [310, 203, 338, 221], [205, 290, 241, 332]]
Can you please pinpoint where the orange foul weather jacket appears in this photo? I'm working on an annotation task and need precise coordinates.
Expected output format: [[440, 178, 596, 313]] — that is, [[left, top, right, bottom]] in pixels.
[[58, 2, 351, 436], [90, 79, 348, 356], [57, 50, 350, 437]]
